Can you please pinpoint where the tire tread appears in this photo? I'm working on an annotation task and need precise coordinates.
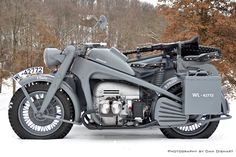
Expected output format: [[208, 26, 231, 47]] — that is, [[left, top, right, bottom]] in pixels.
[[8, 82, 74, 139]]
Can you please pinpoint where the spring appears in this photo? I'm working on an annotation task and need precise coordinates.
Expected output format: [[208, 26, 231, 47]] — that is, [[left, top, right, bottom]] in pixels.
[[153, 68, 165, 86]]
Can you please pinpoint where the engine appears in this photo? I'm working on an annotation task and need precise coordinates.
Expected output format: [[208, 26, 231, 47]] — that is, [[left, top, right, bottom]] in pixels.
[[93, 82, 148, 126]]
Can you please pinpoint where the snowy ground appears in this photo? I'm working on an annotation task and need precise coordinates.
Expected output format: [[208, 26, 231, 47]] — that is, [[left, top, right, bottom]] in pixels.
[[0, 79, 235, 157]]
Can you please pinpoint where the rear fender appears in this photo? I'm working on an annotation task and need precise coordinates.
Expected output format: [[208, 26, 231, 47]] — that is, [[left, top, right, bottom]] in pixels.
[[161, 77, 229, 115], [19, 74, 81, 123], [161, 77, 181, 91], [221, 87, 230, 114]]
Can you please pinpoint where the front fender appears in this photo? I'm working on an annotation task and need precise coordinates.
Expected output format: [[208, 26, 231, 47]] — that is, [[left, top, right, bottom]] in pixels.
[[19, 74, 81, 123], [161, 77, 230, 115]]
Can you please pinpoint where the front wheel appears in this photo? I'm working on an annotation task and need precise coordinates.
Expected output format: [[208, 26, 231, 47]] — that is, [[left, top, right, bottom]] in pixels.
[[8, 82, 74, 139], [160, 84, 220, 139]]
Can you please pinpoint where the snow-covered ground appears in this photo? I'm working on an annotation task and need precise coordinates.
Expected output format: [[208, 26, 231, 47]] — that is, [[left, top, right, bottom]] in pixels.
[[0, 79, 235, 157]]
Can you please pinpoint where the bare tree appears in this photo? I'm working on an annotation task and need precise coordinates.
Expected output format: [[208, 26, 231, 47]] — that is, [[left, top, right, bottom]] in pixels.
[[0, 0, 165, 92]]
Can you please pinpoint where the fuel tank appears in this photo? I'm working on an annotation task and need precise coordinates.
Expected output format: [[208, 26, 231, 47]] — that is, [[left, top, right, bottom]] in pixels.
[[87, 47, 135, 75]]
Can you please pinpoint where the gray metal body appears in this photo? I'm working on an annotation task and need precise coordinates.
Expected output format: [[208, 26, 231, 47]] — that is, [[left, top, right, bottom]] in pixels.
[[15, 44, 230, 127], [70, 55, 181, 124], [183, 76, 222, 114], [154, 97, 188, 126], [161, 61, 229, 115], [87, 48, 134, 75]]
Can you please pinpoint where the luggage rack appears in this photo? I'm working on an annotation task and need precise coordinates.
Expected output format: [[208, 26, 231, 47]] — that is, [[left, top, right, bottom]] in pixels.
[[123, 36, 221, 61]]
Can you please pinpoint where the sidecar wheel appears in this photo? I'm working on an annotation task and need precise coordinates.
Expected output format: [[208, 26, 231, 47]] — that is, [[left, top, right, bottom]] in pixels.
[[160, 84, 220, 139], [160, 116, 219, 139], [8, 82, 74, 139]]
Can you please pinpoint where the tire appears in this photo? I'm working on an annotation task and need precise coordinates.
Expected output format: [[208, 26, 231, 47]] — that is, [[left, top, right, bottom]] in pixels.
[[160, 84, 220, 139], [9, 82, 74, 139]]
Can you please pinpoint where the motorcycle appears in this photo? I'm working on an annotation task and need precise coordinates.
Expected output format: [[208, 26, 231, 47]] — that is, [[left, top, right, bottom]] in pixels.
[[8, 15, 231, 139]]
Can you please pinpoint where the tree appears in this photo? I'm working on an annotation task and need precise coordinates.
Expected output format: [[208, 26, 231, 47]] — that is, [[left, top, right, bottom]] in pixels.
[[158, 0, 236, 96], [0, 0, 165, 92], [0, 0, 43, 92]]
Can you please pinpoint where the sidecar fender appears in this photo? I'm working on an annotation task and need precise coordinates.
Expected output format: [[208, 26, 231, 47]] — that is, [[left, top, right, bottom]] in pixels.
[[161, 77, 230, 115], [161, 77, 181, 91], [19, 74, 81, 123]]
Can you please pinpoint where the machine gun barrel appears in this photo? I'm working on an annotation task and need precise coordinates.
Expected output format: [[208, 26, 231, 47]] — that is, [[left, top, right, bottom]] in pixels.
[[123, 36, 199, 56], [123, 43, 178, 56]]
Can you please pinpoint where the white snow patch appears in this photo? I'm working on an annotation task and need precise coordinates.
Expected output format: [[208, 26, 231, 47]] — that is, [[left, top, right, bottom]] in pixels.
[[1, 78, 13, 95], [0, 80, 235, 157], [139, 0, 158, 6]]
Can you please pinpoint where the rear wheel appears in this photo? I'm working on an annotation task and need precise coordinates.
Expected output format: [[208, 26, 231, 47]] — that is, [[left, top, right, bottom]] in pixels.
[[160, 84, 220, 139], [9, 82, 74, 139]]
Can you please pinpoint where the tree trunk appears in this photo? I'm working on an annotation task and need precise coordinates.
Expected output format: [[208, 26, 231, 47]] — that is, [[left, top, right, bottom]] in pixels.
[[0, 76, 2, 93], [12, 33, 17, 94]]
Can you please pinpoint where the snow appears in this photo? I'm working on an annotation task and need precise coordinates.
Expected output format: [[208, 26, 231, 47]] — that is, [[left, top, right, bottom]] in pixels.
[[139, 0, 158, 6], [0, 79, 235, 157]]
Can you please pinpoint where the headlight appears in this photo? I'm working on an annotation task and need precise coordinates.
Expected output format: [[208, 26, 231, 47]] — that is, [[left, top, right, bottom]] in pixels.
[[43, 48, 65, 68]]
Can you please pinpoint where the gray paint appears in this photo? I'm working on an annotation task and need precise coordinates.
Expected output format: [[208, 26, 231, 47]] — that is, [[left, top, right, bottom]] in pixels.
[[154, 97, 188, 126], [182, 59, 229, 114], [43, 48, 65, 68], [110, 47, 128, 62], [177, 57, 219, 76], [70, 57, 182, 124], [130, 56, 163, 64], [91, 73, 120, 80], [39, 46, 76, 113], [87, 48, 135, 75], [183, 76, 222, 114], [161, 76, 229, 115], [71, 57, 182, 100], [221, 93, 230, 114]]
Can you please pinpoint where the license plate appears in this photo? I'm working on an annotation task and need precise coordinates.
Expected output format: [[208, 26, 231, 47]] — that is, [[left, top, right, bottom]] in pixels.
[[13, 67, 44, 82]]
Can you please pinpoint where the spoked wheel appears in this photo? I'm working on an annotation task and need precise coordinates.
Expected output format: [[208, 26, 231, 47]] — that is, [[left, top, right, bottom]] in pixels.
[[18, 91, 65, 136], [160, 84, 220, 139], [9, 82, 74, 139], [171, 115, 215, 136]]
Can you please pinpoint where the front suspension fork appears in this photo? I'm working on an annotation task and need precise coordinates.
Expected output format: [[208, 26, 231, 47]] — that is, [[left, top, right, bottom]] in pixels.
[[38, 46, 76, 113], [17, 46, 76, 115]]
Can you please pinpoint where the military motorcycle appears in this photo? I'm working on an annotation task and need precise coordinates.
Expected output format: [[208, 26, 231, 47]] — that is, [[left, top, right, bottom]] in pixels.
[[8, 15, 231, 139]]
